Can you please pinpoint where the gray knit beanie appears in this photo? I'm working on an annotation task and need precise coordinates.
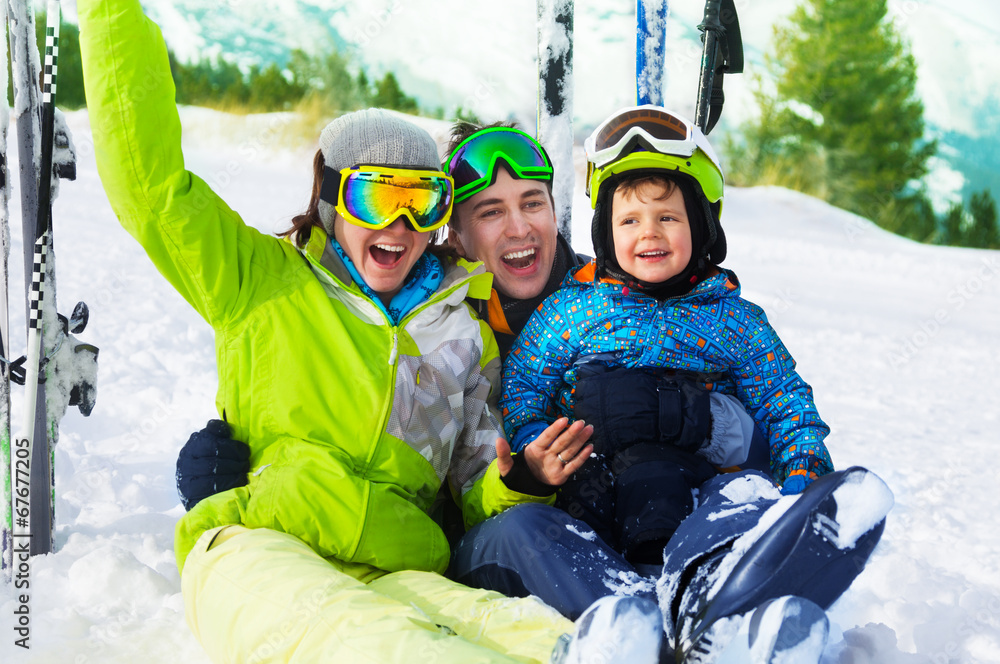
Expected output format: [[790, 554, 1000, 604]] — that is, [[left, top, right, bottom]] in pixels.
[[317, 108, 441, 233]]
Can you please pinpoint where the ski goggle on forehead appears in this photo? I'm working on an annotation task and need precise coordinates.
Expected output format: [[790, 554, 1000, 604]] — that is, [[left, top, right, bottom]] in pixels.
[[319, 165, 454, 233], [446, 128, 554, 203], [585, 105, 718, 170]]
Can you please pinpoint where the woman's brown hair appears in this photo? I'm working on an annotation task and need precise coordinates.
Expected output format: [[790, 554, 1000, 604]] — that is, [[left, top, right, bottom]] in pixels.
[[279, 150, 326, 248], [280, 150, 459, 263]]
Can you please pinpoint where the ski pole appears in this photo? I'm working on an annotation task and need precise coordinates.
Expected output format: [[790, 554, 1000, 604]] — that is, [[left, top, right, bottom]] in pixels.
[[694, 0, 723, 133], [694, 0, 744, 135]]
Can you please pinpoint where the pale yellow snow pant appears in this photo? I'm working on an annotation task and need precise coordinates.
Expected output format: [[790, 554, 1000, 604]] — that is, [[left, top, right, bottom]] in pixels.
[[182, 526, 575, 663]]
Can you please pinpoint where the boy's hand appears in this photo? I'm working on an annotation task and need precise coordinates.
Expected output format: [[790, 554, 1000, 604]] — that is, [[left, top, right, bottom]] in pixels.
[[496, 418, 594, 486]]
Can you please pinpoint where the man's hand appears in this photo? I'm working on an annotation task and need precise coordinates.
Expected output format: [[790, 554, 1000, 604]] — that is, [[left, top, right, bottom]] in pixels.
[[496, 418, 594, 487]]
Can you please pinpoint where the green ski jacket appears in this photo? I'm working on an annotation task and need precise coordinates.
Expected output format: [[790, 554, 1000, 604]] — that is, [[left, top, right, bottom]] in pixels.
[[79, 0, 553, 577]]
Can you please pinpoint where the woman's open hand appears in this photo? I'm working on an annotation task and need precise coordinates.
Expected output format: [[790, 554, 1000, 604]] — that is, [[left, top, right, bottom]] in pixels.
[[496, 418, 594, 487]]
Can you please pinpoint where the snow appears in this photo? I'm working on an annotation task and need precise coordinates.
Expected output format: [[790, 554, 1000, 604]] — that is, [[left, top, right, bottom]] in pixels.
[[717, 473, 780, 504], [566, 523, 597, 541], [1, 105, 999, 662], [829, 470, 896, 551]]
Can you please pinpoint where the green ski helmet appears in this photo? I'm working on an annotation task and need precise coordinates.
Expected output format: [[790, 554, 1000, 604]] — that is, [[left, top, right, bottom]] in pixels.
[[584, 105, 727, 283]]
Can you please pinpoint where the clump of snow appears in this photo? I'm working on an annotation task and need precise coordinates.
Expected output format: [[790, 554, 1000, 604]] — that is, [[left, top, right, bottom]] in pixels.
[[566, 523, 597, 541], [705, 504, 758, 522], [602, 568, 657, 598], [830, 469, 895, 550], [718, 473, 782, 504]]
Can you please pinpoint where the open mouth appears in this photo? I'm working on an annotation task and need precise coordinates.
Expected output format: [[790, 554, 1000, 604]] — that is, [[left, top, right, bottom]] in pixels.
[[502, 247, 537, 270], [637, 250, 669, 260], [370, 243, 405, 267]]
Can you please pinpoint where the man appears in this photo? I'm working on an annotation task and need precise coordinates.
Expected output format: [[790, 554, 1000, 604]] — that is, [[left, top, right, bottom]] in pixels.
[[442, 121, 584, 357], [176, 119, 890, 662]]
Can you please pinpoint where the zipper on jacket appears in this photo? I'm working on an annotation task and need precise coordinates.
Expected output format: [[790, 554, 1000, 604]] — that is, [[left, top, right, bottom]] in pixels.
[[388, 331, 398, 365]]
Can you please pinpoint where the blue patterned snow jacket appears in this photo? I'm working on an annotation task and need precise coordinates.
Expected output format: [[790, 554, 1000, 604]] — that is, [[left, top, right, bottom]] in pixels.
[[500, 261, 834, 485]]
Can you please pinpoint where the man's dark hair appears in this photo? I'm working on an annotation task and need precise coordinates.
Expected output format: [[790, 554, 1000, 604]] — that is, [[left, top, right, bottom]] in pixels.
[[445, 120, 520, 161]]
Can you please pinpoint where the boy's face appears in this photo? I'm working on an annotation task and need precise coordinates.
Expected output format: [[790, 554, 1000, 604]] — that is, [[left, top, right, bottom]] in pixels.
[[611, 181, 693, 284]]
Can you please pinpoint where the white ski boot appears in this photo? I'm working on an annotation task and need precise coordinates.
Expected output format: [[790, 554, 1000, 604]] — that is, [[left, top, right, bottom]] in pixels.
[[552, 595, 663, 664], [747, 595, 829, 663]]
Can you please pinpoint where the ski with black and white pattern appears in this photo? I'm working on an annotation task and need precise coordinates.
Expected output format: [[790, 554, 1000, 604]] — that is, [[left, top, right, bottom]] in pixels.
[[1, 0, 14, 583], [536, 0, 574, 240], [10, 0, 60, 557]]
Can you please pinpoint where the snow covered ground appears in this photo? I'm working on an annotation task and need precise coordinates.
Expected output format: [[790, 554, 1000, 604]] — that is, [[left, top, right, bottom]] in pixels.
[[2, 107, 999, 663]]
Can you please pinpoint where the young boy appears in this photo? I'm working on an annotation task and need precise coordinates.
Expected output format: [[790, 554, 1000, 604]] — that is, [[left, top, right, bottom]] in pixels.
[[499, 105, 834, 565]]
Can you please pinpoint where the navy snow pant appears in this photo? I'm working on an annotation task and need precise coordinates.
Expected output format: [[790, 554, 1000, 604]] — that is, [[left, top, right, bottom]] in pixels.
[[450, 470, 780, 621], [449, 502, 656, 620]]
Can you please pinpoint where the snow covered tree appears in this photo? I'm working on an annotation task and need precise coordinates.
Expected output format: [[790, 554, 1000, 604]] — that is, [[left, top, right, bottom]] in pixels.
[[729, 0, 935, 235]]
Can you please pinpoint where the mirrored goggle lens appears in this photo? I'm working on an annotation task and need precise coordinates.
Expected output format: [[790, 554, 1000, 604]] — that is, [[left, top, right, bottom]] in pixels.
[[448, 130, 552, 200], [342, 171, 453, 231], [592, 108, 692, 153]]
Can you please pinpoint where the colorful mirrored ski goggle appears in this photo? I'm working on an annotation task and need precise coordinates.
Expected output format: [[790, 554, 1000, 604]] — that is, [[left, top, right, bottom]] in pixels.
[[319, 165, 454, 233], [445, 127, 554, 203]]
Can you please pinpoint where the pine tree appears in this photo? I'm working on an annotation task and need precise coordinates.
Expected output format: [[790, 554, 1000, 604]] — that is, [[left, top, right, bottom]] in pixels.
[[372, 72, 418, 113], [730, 0, 935, 236], [942, 202, 967, 246], [967, 189, 1000, 249]]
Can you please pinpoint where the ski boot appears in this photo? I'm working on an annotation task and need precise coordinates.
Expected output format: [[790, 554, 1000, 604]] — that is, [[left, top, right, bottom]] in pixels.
[[673, 466, 893, 662], [552, 595, 663, 664], [747, 595, 829, 663]]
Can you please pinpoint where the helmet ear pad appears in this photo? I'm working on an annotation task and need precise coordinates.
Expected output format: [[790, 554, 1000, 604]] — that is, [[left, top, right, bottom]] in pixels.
[[705, 198, 726, 264]]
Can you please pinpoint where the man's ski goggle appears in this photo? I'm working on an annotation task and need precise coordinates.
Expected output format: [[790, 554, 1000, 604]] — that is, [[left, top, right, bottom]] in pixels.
[[585, 105, 716, 170], [446, 127, 554, 203], [320, 165, 454, 233]]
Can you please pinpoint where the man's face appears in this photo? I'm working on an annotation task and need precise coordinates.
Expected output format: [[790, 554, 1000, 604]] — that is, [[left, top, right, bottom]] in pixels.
[[448, 169, 558, 301]]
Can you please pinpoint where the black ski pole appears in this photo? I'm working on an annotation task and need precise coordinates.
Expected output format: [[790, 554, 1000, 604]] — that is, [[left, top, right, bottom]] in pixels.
[[694, 0, 744, 135]]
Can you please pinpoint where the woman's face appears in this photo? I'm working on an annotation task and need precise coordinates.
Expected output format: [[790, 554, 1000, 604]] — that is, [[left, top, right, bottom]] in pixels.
[[333, 213, 431, 304]]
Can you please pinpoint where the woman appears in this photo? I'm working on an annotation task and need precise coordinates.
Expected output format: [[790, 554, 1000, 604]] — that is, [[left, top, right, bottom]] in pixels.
[[77, 1, 663, 662]]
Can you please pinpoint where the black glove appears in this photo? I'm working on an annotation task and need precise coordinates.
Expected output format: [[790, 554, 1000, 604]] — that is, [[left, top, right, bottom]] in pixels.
[[572, 363, 713, 455], [175, 419, 251, 511]]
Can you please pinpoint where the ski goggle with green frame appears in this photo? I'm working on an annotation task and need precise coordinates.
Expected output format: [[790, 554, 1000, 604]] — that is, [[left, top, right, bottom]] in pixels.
[[445, 127, 554, 203], [320, 165, 454, 233]]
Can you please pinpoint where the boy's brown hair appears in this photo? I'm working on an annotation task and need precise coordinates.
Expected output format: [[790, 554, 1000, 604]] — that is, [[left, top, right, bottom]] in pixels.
[[614, 173, 681, 202]]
